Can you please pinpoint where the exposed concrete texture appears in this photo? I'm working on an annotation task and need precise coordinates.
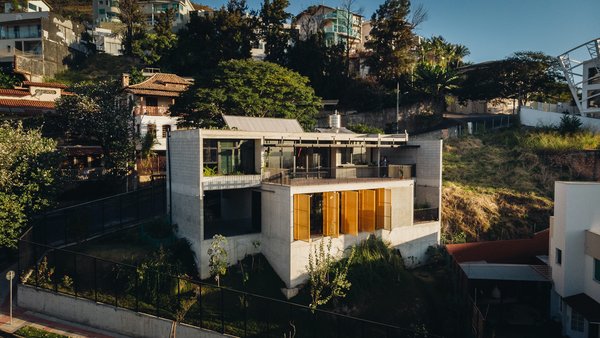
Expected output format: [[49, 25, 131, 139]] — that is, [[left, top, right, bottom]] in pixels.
[[198, 233, 261, 280], [521, 107, 600, 132], [18, 285, 225, 338]]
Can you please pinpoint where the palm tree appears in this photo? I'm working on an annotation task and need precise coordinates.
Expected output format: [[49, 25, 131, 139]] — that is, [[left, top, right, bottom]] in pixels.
[[414, 63, 460, 111]]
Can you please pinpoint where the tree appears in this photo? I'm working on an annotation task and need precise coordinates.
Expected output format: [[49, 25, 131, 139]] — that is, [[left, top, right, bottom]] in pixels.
[[167, 0, 257, 76], [171, 60, 321, 130], [418, 36, 470, 69], [365, 0, 423, 84], [259, 0, 291, 65], [0, 70, 19, 89], [0, 123, 61, 248], [119, 0, 146, 56], [136, 8, 177, 66], [208, 234, 228, 287], [53, 81, 135, 178], [306, 238, 355, 311], [413, 63, 460, 111]]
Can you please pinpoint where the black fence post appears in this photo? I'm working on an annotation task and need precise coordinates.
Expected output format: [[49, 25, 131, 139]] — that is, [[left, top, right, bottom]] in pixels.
[[244, 294, 248, 338], [34, 244, 39, 287], [220, 287, 225, 334], [119, 194, 123, 226], [53, 249, 58, 292], [73, 253, 78, 297], [156, 271, 160, 317], [101, 199, 105, 231], [114, 263, 118, 307], [135, 269, 139, 312], [94, 258, 98, 302], [64, 212, 68, 245]]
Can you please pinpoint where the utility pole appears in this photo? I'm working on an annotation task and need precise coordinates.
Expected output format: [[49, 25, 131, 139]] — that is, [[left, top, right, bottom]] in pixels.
[[396, 81, 400, 134]]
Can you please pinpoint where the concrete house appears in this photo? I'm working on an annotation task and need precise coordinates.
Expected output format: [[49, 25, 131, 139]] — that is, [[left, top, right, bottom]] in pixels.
[[93, 0, 195, 31], [167, 116, 442, 289], [0, 11, 86, 81], [549, 182, 600, 338]]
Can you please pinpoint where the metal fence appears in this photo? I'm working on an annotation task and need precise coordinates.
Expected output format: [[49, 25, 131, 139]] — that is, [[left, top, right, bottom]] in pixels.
[[18, 240, 443, 338], [30, 182, 166, 247], [414, 208, 440, 223]]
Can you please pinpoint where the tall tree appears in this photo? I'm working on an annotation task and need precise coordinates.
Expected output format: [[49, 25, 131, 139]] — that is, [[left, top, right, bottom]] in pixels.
[[136, 8, 177, 66], [365, 0, 422, 84], [419, 36, 470, 69], [259, 0, 290, 65], [413, 63, 460, 111], [167, 0, 257, 77], [171, 59, 321, 130], [119, 0, 146, 56], [340, 0, 362, 76], [53, 81, 135, 178], [0, 123, 61, 248]]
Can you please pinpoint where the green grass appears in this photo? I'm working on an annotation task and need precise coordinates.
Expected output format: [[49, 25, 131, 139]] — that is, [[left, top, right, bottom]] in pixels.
[[519, 130, 600, 151], [15, 326, 69, 338]]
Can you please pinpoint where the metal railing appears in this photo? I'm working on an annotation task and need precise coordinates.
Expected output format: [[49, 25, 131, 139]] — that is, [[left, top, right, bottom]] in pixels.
[[18, 240, 443, 338], [262, 166, 413, 186], [413, 208, 439, 224], [30, 182, 166, 247], [134, 106, 169, 116]]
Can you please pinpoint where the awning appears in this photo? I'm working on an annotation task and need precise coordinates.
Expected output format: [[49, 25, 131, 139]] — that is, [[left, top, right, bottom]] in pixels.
[[564, 293, 600, 322]]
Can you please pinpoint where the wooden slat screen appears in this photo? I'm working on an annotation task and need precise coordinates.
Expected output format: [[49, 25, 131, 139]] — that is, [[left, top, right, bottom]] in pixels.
[[341, 191, 358, 235], [376, 188, 392, 230], [359, 190, 376, 232], [322, 191, 340, 237], [293, 194, 310, 241]]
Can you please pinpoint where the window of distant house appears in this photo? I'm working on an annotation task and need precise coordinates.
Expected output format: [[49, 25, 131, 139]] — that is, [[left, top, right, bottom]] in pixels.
[[28, 3, 36, 10], [146, 97, 158, 107], [594, 258, 600, 282], [147, 124, 156, 137], [555, 248, 562, 265], [99, 8, 105, 14], [161, 125, 170, 138], [571, 310, 584, 332]]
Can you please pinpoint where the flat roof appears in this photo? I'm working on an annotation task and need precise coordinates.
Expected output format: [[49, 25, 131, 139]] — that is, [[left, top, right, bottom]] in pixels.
[[197, 129, 409, 144], [223, 115, 304, 133], [460, 263, 550, 282]]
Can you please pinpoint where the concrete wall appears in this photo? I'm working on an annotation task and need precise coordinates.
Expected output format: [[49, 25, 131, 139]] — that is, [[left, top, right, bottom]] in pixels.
[[168, 130, 202, 267], [18, 285, 225, 338], [136, 115, 180, 151], [520, 107, 600, 132]]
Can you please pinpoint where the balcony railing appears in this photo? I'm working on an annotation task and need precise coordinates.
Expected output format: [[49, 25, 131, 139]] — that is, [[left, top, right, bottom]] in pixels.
[[202, 174, 262, 190], [413, 208, 439, 223], [263, 165, 414, 186], [134, 106, 169, 116]]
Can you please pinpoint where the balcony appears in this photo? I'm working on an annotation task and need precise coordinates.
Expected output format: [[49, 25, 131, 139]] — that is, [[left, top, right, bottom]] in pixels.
[[263, 165, 414, 186], [202, 175, 262, 191], [134, 106, 169, 116]]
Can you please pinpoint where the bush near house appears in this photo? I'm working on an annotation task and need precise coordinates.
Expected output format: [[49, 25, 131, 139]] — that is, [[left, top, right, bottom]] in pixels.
[[15, 326, 69, 338]]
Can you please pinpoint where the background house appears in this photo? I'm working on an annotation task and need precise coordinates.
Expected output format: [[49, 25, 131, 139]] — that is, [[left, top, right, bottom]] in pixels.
[[168, 116, 442, 290], [549, 181, 600, 338], [294, 5, 363, 53], [93, 0, 196, 31]]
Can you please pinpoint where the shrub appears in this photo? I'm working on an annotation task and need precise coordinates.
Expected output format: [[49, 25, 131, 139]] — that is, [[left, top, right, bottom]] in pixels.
[[558, 113, 582, 135], [208, 234, 228, 286]]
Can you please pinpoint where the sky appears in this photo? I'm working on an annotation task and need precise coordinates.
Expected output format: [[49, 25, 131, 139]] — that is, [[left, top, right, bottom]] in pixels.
[[195, 0, 600, 63]]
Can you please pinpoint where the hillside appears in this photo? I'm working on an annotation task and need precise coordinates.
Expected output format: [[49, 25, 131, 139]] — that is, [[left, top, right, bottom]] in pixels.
[[442, 128, 600, 243]]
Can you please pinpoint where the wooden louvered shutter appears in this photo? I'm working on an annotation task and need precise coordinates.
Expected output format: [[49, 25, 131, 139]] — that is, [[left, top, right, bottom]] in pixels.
[[322, 191, 339, 238], [376, 188, 392, 230], [359, 190, 376, 233], [293, 194, 310, 241], [341, 191, 358, 235]]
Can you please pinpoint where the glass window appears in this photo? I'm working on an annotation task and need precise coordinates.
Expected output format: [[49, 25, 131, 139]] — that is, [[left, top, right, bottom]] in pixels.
[[555, 248, 562, 265], [161, 125, 170, 138], [571, 310, 584, 332], [28, 3, 36, 10], [595, 258, 600, 282], [99, 8, 105, 14], [147, 123, 156, 137]]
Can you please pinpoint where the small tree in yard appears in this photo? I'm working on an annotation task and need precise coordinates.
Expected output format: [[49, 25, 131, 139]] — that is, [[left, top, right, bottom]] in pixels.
[[306, 238, 355, 311], [208, 234, 228, 287]]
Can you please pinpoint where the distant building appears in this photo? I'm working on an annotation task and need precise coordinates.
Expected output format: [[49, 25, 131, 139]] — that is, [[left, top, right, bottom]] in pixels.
[[93, 0, 196, 31], [549, 182, 600, 338], [1, 0, 51, 13], [88, 26, 121, 55], [122, 71, 192, 173], [0, 11, 87, 81], [0, 80, 66, 117], [168, 116, 442, 289], [294, 5, 363, 53]]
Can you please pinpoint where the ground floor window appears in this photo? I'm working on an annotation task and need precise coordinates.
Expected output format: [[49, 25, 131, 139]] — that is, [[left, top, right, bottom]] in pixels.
[[594, 258, 600, 282], [204, 189, 261, 238]]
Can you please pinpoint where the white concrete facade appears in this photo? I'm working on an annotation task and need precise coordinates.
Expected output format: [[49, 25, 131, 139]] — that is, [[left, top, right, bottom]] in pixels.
[[168, 128, 442, 288], [520, 107, 600, 132], [549, 182, 600, 338]]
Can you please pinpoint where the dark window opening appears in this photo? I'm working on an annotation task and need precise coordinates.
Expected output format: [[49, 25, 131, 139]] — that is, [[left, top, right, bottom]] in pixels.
[[145, 96, 158, 107], [310, 193, 323, 236], [203, 189, 260, 238]]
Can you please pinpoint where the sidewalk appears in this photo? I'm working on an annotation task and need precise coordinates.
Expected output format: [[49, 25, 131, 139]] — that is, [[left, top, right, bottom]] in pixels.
[[0, 266, 128, 338]]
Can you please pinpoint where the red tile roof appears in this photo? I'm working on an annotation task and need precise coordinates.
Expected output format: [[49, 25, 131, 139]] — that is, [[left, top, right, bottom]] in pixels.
[[126, 73, 191, 97], [446, 229, 549, 264], [23, 81, 68, 89], [0, 88, 29, 97], [0, 99, 55, 109]]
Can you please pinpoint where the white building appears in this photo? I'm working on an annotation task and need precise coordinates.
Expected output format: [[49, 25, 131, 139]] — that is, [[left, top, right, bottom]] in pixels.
[[89, 26, 121, 55], [549, 182, 600, 338], [168, 116, 442, 290], [93, 0, 195, 31], [2, 0, 51, 13]]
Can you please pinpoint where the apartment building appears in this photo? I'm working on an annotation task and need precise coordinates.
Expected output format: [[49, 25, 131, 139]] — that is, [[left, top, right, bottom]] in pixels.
[[1, 0, 51, 13], [549, 182, 600, 338], [168, 116, 442, 289], [294, 5, 363, 53], [93, 0, 195, 31], [0, 11, 86, 81]]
